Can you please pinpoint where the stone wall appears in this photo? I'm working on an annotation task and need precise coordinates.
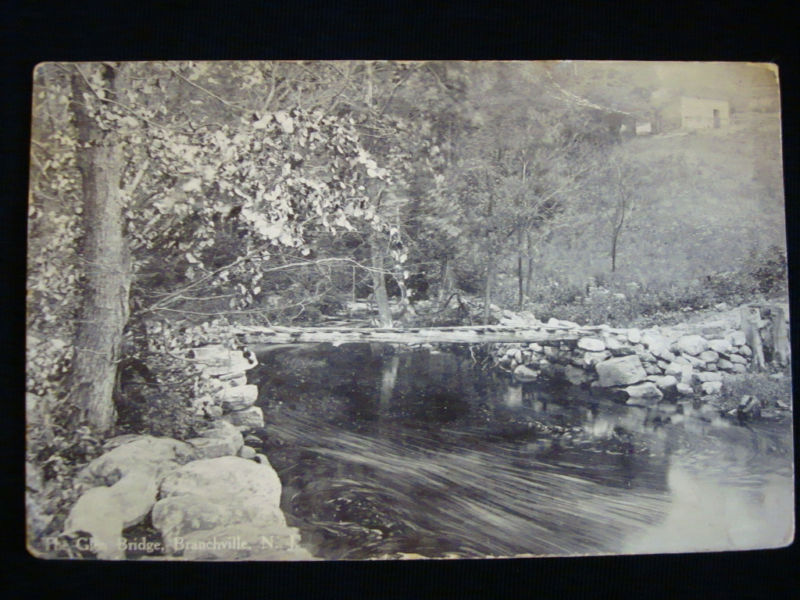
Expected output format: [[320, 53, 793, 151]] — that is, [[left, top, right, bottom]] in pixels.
[[494, 315, 757, 403], [58, 345, 315, 560]]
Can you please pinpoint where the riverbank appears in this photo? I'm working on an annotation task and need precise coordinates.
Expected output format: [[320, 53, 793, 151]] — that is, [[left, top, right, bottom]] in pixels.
[[28, 347, 316, 560], [491, 301, 790, 410]]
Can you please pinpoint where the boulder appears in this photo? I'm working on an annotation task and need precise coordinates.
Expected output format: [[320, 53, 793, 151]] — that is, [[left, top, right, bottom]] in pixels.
[[602, 334, 623, 351], [159, 455, 282, 507], [738, 344, 752, 357], [239, 445, 257, 460], [577, 337, 606, 352], [637, 350, 657, 363], [676, 382, 694, 395], [528, 342, 543, 353], [595, 355, 646, 387], [624, 382, 664, 405], [683, 354, 706, 368], [513, 364, 539, 383], [627, 329, 642, 344], [698, 350, 719, 363], [675, 335, 708, 356], [729, 353, 748, 364], [218, 384, 259, 412], [726, 331, 747, 347], [665, 362, 693, 384], [222, 406, 265, 429], [564, 365, 589, 386], [218, 372, 248, 387], [65, 470, 159, 559], [737, 395, 762, 420], [191, 347, 258, 377], [730, 363, 747, 374], [655, 348, 677, 362], [188, 420, 244, 459], [64, 486, 125, 559], [694, 371, 722, 383], [641, 331, 670, 357], [583, 350, 610, 366], [154, 456, 290, 557], [151, 493, 286, 554], [707, 339, 732, 355], [701, 381, 723, 395], [646, 375, 678, 390], [718, 358, 734, 371], [608, 344, 637, 357], [79, 436, 195, 486], [644, 363, 664, 375], [102, 434, 145, 451]]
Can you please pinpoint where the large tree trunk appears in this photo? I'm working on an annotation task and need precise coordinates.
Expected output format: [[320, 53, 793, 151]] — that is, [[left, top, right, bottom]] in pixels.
[[369, 235, 393, 327], [67, 67, 131, 435]]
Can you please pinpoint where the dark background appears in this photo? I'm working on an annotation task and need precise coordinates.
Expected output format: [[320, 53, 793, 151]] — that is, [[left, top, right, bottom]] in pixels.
[[2, 1, 798, 598]]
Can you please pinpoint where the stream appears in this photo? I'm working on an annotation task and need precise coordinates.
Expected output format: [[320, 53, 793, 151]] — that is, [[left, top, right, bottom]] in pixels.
[[248, 344, 794, 559]]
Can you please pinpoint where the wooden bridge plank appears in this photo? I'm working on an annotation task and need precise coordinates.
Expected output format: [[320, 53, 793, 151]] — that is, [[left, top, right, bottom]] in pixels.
[[232, 324, 604, 345]]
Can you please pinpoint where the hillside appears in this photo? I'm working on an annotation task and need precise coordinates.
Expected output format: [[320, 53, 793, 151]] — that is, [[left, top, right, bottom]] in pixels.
[[529, 109, 785, 291]]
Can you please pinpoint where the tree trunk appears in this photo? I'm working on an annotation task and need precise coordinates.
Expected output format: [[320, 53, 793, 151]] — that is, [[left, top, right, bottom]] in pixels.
[[517, 227, 524, 309], [483, 259, 494, 325], [770, 304, 790, 367], [740, 305, 766, 371], [611, 229, 618, 272], [483, 188, 495, 325], [369, 235, 393, 327], [68, 68, 130, 434], [525, 231, 534, 298], [438, 256, 453, 306]]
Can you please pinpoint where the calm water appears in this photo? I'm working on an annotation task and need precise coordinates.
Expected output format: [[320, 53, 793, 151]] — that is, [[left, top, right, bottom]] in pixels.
[[249, 344, 794, 559]]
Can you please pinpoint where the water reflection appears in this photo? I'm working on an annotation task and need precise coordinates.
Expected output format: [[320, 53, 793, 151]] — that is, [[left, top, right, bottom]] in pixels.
[[250, 344, 793, 558]]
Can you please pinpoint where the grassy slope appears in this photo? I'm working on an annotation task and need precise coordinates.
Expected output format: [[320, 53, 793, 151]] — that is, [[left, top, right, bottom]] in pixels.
[[532, 110, 785, 291]]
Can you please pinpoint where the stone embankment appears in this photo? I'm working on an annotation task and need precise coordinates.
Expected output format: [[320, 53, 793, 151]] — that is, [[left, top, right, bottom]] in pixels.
[[494, 305, 783, 404], [63, 346, 314, 560]]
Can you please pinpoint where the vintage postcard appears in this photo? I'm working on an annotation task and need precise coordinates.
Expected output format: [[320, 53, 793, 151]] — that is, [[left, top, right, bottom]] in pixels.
[[26, 61, 792, 560]]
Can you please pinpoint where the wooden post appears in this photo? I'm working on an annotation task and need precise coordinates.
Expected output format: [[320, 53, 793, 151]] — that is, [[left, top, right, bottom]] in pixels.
[[740, 305, 767, 370], [769, 304, 790, 367]]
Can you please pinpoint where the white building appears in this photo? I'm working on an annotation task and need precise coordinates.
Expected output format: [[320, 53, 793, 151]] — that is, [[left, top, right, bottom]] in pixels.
[[679, 96, 730, 129]]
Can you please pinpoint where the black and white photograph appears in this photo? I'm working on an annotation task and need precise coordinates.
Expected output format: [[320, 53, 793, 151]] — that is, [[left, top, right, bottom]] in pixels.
[[25, 60, 793, 561]]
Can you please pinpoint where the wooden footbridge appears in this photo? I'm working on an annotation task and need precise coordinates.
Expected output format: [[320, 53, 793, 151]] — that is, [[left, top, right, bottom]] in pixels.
[[231, 322, 609, 346]]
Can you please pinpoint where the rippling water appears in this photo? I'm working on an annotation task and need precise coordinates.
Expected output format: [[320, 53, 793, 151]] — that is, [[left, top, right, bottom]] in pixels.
[[250, 344, 794, 559]]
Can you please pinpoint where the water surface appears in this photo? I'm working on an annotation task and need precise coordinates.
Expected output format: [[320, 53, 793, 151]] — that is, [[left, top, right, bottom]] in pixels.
[[250, 344, 793, 559]]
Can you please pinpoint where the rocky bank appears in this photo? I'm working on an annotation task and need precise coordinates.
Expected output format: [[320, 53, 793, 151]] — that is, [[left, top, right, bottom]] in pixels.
[[54, 346, 315, 560], [494, 303, 789, 405]]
